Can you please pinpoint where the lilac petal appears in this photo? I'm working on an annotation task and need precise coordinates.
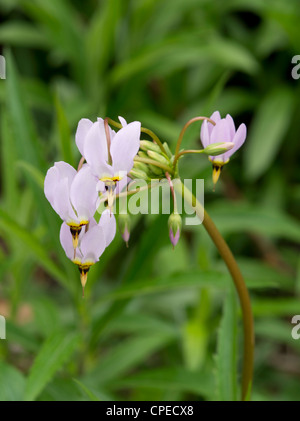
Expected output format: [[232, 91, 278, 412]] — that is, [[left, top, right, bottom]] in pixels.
[[169, 228, 180, 247], [225, 114, 236, 139], [111, 121, 141, 174], [115, 176, 130, 195], [44, 162, 76, 208], [54, 177, 78, 222], [54, 161, 76, 187], [60, 222, 82, 261], [70, 165, 98, 222], [98, 209, 116, 246], [80, 225, 106, 263], [76, 118, 93, 156], [210, 119, 231, 144], [84, 120, 113, 178], [96, 180, 106, 193], [210, 110, 221, 123], [118, 116, 127, 127], [208, 111, 221, 135], [208, 120, 232, 163], [87, 218, 97, 230], [223, 123, 247, 161], [200, 120, 210, 148], [44, 166, 59, 209]]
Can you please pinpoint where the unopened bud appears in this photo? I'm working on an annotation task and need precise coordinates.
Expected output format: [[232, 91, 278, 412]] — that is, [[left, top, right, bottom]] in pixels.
[[133, 161, 149, 173], [129, 168, 149, 181], [168, 213, 182, 248], [163, 142, 173, 159], [118, 213, 131, 247], [203, 142, 234, 156], [148, 163, 164, 176], [140, 140, 162, 153], [147, 150, 170, 166], [138, 151, 148, 159]]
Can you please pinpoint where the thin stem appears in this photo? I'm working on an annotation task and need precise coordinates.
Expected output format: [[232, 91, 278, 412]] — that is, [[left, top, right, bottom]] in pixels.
[[140, 127, 167, 156], [173, 149, 204, 168], [174, 116, 216, 168], [106, 117, 167, 156], [176, 181, 254, 401], [134, 156, 174, 174], [165, 172, 177, 213]]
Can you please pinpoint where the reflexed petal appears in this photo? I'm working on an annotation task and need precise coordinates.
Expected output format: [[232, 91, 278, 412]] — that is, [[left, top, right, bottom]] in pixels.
[[225, 114, 236, 139], [80, 225, 106, 263], [223, 123, 247, 161], [111, 121, 141, 174], [208, 111, 221, 135], [44, 162, 76, 208], [118, 116, 127, 127], [54, 161, 76, 188], [60, 222, 82, 261], [210, 119, 231, 144], [54, 177, 77, 222], [44, 166, 59, 208], [70, 165, 98, 222], [98, 209, 116, 246], [200, 120, 210, 147], [84, 120, 113, 178], [76, 118, 93, 156]]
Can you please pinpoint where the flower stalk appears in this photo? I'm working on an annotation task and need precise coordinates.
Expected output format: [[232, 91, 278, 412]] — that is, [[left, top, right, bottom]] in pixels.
[[175, 180, 254, 401]]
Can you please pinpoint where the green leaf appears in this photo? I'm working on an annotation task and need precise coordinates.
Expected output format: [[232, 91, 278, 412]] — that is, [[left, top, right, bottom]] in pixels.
[[83, 332, 175, 387], [73, 379, 101, 401], [0, 22, 49, 47], [216, 287, 238, 401], [98, 269, 227, 304], [252, 298, 300, 317], [111, 367, 214, 399], [0, 208, 69, 289], [54, 95, 74, 166], [208, 201, 300, 243], [23, 332, 80, 401], [244, 86, 294, 180], [15, 160, 45, 190], [0, 363, 26, 401]]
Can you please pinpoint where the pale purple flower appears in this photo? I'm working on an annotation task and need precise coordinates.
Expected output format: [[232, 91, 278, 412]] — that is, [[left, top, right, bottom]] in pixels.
[[85, 117, 140, 179], [44, 161, 98, 246], [200, 111, 247, 185], [75, 116, 141, 209], [60, 209, 116, 291], [201, 111, 246, 163]]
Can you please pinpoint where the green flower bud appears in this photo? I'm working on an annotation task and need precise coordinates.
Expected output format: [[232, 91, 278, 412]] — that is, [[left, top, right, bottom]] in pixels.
[[163, 142, 173, 159], [140, 140, 162, 153], [147, 150, 171, 166], [168, 213, 182, 248], [148, 164, 164, 176], [138, 151, 148, 159], [133, 160, 150, 174], [129, 168, 149, 180]]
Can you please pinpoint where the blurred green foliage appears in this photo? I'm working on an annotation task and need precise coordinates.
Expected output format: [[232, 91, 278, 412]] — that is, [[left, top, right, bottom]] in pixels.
[[0, 0, 300, 401]]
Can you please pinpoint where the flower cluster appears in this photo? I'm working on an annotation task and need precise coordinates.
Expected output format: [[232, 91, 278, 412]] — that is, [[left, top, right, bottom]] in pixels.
[[44, 111, 246, 294], [44, 117, 141, 294]]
